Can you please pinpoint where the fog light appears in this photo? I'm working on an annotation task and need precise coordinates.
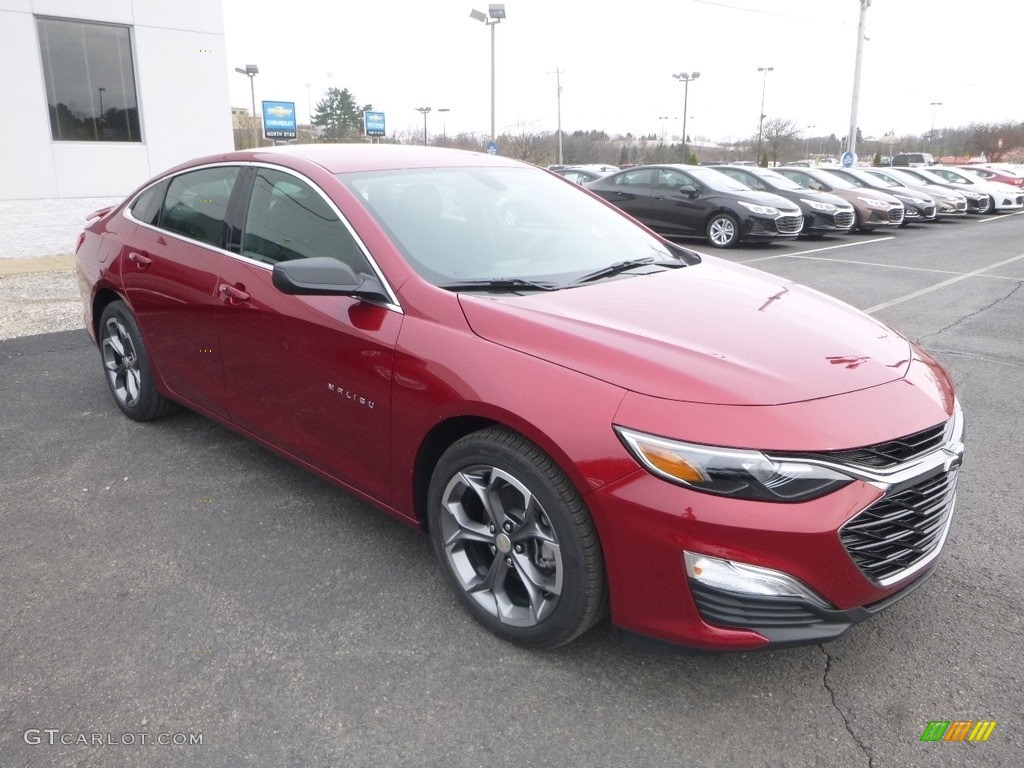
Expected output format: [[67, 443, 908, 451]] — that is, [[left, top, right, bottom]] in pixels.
[[683, 551, 830, 608]]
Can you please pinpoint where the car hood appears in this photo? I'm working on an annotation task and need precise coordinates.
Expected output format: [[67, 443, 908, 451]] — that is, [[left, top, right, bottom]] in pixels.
[[458, 259, 912, 406]]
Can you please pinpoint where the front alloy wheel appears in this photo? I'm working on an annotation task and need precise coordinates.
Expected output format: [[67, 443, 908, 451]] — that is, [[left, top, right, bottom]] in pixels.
[[706, 213, 740, 248], [428, 428, 606, 648]]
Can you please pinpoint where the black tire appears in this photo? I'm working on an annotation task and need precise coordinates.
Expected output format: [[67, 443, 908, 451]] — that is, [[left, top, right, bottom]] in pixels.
[[705, 213, 740, 248], [98, 300, 176, 421], [427, 427, 606, 648]]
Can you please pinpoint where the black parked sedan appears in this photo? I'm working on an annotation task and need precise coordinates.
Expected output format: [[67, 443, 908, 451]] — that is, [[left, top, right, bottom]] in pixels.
[[711, 165, 855, 237], [586, 165, 803, 248]]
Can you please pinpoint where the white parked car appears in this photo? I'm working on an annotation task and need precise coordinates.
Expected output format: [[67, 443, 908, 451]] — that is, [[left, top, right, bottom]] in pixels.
[[922, 167, 1024, 212]]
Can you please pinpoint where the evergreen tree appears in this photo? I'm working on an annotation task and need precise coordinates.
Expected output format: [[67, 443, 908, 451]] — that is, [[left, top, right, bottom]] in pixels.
[[312, 87, 373, 142]]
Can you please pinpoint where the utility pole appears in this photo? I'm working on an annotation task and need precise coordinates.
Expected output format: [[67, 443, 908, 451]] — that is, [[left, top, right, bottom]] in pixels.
[[551, 67, 564, 165], [846, 0, 871, 160]]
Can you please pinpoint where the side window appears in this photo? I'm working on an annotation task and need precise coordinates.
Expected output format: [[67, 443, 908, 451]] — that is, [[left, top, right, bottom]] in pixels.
[[658, 169, 693, 190], [243, 168, 370, 271], [159, 167, 239, 248], [129, 181, 167, 226], [611, 169, 655, 188]]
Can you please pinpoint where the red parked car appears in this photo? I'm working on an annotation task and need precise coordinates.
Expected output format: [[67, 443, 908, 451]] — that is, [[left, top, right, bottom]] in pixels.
[[76, 145, 964, 650]]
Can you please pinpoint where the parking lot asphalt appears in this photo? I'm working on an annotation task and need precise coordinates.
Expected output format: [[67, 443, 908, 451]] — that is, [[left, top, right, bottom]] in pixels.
[[2, 212, 1023, 767]]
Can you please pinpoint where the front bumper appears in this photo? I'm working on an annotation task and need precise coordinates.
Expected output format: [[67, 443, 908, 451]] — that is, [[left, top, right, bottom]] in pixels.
[[687, 556, 940, 648], [591, 384, 962, 651]]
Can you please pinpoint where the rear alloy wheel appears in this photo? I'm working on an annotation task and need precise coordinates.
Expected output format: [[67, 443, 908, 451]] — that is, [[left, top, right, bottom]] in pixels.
[[706, 213, 740, 248], [427, 427, 606, 648], [98, 300, 175, 421]]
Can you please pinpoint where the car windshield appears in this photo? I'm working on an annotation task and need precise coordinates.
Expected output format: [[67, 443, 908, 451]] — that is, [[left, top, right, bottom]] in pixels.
[[884, 169, 924, 186], [686, 166, 754, 192], [810, 171, 855, 190], [754, 169, 804, 190], [341, 166, 686, 288], [865, 173, 901, 188]]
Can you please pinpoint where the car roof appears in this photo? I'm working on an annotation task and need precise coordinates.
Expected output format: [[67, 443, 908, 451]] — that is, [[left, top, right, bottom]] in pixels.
[[166, 144, 525, 176]]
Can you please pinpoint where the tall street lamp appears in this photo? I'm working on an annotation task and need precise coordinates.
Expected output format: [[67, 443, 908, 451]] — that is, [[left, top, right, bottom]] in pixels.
[[673, 71, 700, 164], [804, 124, 815, 158], [438, 108, 451, 146], [756, 66, 773, 163], [470, 4, 506, 141], [234, 64, 260, 148], [416, 106, 432, 146]]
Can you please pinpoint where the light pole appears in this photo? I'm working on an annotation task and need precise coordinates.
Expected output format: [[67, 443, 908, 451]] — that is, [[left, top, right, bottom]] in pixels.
[[804, 124, 815, 158], [416, 106, 432, 146], [756, 66, 773, 163], [234, 64, 259, 147], [437, 108, 451, 146], [658, 116, 670, 143], [929, 101, 943, 150], [470, 4, 506, 141], [673, 71, 700, 164]]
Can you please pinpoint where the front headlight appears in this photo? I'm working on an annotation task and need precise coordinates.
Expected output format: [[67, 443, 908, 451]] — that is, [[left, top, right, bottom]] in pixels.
[[801, 198, 838, 212], [858, 196, 890, 209], [738, 201, 780, 216], [615, 427, 853, 502]]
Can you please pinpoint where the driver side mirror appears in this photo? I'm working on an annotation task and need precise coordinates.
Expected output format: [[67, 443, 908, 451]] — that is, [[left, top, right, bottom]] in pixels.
[[273, 257, 389, 302]]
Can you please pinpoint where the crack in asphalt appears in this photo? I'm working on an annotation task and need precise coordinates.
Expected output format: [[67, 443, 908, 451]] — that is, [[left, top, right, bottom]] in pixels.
[[821, 645, 874, 768], [916, 280, 1024, 344]]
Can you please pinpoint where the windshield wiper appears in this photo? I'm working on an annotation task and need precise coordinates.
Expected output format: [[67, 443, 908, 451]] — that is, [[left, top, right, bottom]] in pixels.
[[439, 278, 560, 293], [570, 256, 688, 286]]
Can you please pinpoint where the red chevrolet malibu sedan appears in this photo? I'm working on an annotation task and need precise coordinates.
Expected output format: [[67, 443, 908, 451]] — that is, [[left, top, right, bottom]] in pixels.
[[76, 145, 964, 650]]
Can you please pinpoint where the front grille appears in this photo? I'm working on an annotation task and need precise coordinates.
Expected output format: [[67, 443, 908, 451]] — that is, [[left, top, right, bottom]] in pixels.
[[888, 208, 905, 224], [835, 210, 855, 228], [775, 214, 803, 234], [1015, 195, 1024, 206], [800, 422, 949, 470], [690, 581, 826, 629], [840, 469, 957, 584]]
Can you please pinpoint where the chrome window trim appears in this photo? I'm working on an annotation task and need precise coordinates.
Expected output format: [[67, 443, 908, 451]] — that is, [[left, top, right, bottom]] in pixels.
[[123, 160, 403, 314]]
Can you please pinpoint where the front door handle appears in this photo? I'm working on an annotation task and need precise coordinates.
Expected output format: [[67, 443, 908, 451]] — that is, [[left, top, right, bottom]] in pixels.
[[128, 251, 152, 267], [218, 283, 250, 303]]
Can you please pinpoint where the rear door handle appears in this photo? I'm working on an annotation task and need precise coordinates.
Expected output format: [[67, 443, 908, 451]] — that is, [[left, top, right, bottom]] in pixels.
[[218, 283, 250, 303], [128, 251, 152, 267]]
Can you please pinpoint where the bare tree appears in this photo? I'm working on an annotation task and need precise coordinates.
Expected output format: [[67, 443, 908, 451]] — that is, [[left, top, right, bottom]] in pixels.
[[761, 117, 801, 165]]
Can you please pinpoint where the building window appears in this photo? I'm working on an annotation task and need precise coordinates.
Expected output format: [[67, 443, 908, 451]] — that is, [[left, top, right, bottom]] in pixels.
[[36, 17, 141, 142]]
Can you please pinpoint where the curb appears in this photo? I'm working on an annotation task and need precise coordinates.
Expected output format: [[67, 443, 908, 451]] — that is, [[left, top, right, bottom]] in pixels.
[[0, 254, 76, 277]]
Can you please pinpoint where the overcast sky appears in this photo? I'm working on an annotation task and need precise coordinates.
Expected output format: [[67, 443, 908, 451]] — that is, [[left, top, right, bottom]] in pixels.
[[223, 0, 1024, 146]]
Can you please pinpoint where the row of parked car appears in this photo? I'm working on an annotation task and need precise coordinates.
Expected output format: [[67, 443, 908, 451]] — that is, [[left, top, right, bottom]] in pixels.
[[550, 162, 1024, 248]]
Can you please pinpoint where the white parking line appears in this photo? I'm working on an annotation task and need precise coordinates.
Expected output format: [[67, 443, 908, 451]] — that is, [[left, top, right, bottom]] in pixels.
[[978, 210, 1024, 223], [864, 252, 1024, 314], [781, 254, 1024, 282], [738, 236, 895, 264]]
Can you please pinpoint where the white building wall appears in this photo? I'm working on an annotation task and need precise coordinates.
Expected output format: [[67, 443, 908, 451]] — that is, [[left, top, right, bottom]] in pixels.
[[0, 0, 232, 258]]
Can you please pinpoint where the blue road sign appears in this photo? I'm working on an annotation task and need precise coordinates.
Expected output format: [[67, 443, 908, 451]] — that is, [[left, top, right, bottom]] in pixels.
[[364, 111, 386, 137], [262, 101, 297, 140], [486, 141, 498, 155], [841, 151, 857, 168]]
